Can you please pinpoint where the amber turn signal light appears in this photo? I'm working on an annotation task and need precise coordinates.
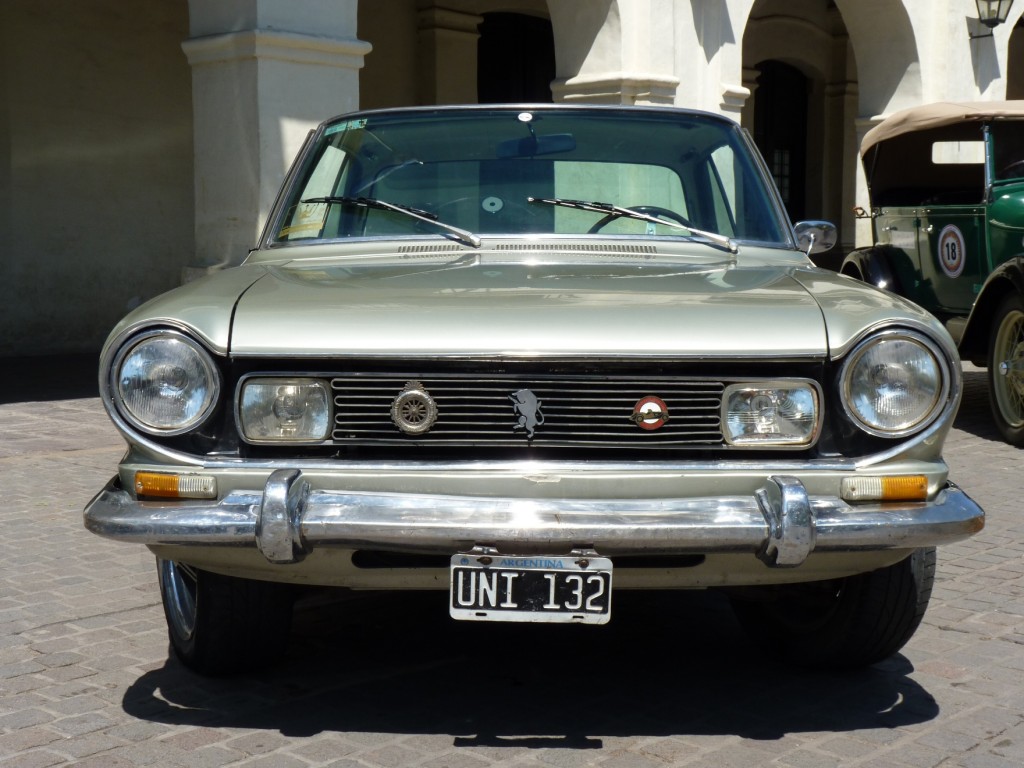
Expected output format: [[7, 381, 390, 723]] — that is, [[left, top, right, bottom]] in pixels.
[[134, 472, 217, 499], [841, 475, 928, 502]]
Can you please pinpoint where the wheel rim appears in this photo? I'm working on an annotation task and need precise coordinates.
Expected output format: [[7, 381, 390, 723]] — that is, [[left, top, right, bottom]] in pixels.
[[992, 307, 1024, 429], [158, 559, 198, 640]]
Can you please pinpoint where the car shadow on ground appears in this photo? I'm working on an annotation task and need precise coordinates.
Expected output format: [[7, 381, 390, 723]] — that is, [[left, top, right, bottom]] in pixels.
[[122, 589, 938, 744], [955, 366, 1006, 443]]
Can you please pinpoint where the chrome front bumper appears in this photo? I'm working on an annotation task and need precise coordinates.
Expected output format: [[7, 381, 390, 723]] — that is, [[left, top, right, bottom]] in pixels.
[[84, 470, 984, 569]]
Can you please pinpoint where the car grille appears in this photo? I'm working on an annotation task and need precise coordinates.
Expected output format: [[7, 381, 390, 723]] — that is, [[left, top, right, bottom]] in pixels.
[[331, 374, 725, 449]]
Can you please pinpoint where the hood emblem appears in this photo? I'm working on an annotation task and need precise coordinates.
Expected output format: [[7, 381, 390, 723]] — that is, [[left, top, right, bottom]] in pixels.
[[632, 396, 669, 430], [510, 389, 544, 439], [391, 381, 438, 435]]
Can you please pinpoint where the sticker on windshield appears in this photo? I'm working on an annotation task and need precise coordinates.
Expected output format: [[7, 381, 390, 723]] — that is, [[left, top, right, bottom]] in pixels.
[[937, 224, 966, 278], [324, 119, 367, 137], [279, 202, 328, 239]]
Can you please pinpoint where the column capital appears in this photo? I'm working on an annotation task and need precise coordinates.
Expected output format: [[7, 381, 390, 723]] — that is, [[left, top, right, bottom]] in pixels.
[[720, 82, 751, 116], [182, 29, 371, 70], [416, 7, 484, 34], [552, 73, 679, 105]]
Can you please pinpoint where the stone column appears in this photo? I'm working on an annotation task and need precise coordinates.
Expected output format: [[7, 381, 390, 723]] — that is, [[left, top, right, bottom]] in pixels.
[[549, 0, 679, 105], [182, 0, 371, 275], [739, 68, 760, 132], [854, 116, 882, 248], [416, 6, 483, 105]]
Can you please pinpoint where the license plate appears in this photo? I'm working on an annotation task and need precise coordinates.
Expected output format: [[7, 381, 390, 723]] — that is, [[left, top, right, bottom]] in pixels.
[[450, 554, 613, 624]]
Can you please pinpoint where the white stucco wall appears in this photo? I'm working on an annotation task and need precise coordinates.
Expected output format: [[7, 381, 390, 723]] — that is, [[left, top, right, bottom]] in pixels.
[[183, 0, 368, 272]]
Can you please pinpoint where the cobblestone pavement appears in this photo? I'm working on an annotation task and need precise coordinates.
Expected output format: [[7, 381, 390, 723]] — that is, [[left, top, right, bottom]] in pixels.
[[2, 363, 1023, 768]]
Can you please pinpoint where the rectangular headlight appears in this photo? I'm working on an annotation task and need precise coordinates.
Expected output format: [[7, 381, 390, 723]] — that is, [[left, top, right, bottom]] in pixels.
[[238, 378, 331, 443], [722, 381, 820, 446]]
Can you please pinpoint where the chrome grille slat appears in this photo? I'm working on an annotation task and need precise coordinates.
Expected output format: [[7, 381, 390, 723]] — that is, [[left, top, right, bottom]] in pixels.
[[330, 373, 724, 449]]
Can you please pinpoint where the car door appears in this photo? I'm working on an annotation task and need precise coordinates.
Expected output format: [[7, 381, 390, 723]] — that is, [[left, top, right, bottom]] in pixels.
[[873, 205, 930, 305], [915, 135, 988, 316], [918, 205, 987, 315]]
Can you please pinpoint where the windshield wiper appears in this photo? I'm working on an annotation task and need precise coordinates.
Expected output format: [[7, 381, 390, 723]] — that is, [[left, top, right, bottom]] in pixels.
[[527, 197, 738, 254], [301, 196, 481, 248]]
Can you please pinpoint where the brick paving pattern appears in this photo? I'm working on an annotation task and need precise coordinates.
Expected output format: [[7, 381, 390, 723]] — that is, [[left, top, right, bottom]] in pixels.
[[1, 364, 1022, 767]]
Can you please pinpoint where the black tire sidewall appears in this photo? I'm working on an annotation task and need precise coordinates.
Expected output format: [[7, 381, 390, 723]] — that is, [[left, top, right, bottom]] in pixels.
[[157, 559, 293, 676], [731, 547, 936, 669]]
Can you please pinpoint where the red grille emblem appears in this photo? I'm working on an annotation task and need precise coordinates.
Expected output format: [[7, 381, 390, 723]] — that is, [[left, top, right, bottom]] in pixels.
[[632, 396, 669, 431]]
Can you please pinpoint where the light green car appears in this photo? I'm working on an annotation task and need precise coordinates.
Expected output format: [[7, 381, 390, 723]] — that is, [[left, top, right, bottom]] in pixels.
[[85, 105, 983, 675]]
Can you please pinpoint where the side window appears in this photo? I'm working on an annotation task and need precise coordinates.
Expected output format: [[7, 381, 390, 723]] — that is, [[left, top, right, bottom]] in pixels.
[[278, 145, 349, 240], [927, 140, 984, 204], [992, 127, 1024, 180]]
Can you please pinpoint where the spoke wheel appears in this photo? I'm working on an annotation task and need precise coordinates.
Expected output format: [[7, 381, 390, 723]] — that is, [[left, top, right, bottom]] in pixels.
[[156, 558, 294, 676], [988, 293, 1024, 446]]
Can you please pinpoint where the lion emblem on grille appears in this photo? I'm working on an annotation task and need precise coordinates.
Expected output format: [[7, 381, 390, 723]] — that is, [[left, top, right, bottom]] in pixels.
[[510, 389, 544, 439]]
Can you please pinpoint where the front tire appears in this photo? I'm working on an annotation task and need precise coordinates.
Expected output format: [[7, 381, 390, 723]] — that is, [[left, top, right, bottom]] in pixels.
[[157, 558, 293, 676], [729, 548, 936, 669], [988, 293, 1024, 446]]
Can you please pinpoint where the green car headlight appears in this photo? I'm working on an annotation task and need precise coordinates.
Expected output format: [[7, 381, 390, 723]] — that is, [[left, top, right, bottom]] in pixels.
[[112, 331, 220, 435], [841, 331, 948, 437], [238, 378, 331, 443], [722, 381, 820, 446]]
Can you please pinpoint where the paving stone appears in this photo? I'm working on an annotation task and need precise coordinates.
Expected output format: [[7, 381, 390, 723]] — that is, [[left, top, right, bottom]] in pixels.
[[0, 751, 66, 768], [1, 369, 1023, 768]]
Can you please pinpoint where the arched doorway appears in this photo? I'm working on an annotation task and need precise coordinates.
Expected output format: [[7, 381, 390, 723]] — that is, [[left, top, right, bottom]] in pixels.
[[742, 1, 865, 264], [1008, 17, 1024, 99], [478, 13, 555, 103], [753, 61, 809, 222]]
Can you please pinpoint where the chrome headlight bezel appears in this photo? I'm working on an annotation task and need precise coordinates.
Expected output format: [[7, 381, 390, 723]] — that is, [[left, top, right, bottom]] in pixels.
[[839, 329, 951, 439], [109, 329, 221, 437]]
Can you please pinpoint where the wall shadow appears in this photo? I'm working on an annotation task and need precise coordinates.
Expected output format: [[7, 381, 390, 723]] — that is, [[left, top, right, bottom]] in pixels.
[[0, 354, 99, 404], [123, 589, 938, 745]]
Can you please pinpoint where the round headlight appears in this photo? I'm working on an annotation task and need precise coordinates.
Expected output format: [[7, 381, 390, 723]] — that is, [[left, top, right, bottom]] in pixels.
[[112, 331, 220, 435], [841, 332, 948, 437]]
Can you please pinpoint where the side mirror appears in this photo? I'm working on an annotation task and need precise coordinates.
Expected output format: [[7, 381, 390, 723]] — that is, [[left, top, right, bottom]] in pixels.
[[793, 221, 838, 256]]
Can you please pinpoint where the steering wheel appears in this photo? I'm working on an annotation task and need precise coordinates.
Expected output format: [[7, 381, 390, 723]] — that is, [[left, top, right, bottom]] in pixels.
[[587, 205, 693, 233], [999, 159, 1024, 180]]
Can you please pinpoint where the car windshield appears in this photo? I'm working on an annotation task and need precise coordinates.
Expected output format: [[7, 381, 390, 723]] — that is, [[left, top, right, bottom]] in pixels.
[[270, 107, 790, 247]]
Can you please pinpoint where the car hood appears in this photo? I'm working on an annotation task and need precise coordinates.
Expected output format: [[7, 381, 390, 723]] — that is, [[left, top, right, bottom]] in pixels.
[[224, 254, 938, 359]]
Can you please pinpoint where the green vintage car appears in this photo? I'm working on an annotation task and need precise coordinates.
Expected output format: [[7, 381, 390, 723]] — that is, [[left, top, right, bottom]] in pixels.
[[84, 105, 983, 675], [841, 102, 1024, 445]]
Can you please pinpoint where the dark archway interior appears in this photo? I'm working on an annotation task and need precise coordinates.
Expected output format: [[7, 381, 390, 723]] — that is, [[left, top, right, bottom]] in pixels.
[[477, 13, 556, 103], [753, 60, 809, 222]]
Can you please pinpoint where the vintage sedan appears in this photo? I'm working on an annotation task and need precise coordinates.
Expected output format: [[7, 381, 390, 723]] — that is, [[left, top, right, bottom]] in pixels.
[[841, 101, 1024, 445], [84, 105, 983, 675]]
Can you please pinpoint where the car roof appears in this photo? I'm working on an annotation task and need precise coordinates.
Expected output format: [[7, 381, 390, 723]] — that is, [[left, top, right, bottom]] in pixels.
[[861, 100, 1024, 155]]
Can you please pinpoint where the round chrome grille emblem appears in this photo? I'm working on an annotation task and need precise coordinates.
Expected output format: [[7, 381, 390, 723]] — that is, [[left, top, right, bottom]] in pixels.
[[391, 381, 438, 435]]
